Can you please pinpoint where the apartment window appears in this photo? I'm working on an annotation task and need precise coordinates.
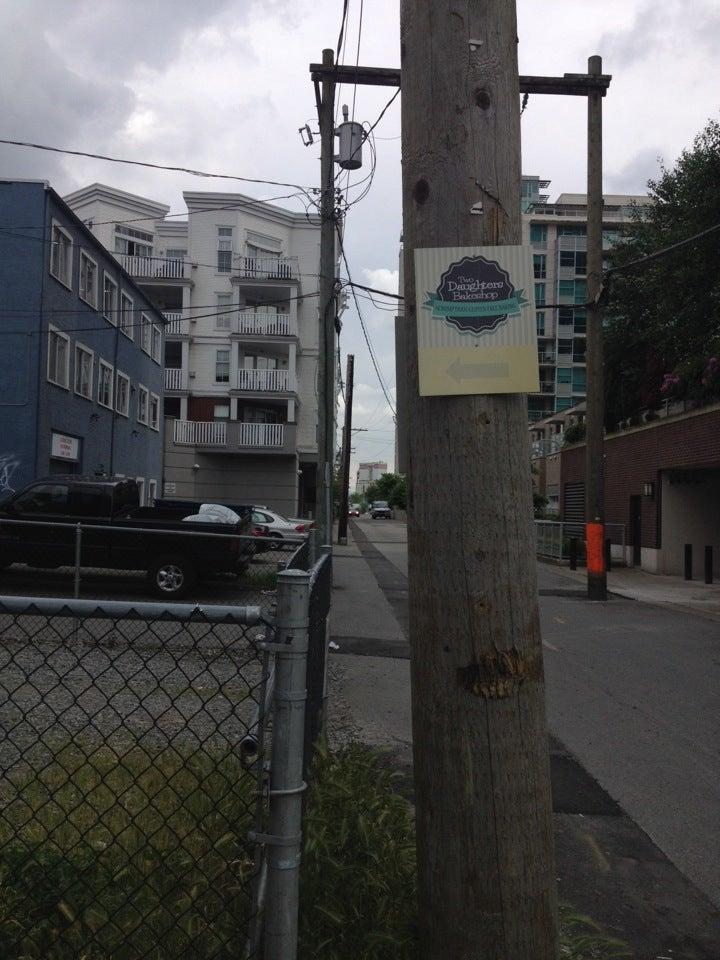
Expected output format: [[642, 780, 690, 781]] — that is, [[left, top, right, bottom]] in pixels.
[[557, 368, 572, 385], [97, 360, 113, 408], [572, 368, 587, 392], [120, 293, 134, 339], [115, 226, 153, 258], [74, 344, 94, 399], [165, 248, 186, 262], [530, 223, 547, 245], [216, 293, 233, 329], [137, 385, 149, 425], [574, 310, 587, 334], [103, 274, 118, 323], [534, 283, 546, 306], [558, 307, 574, 326], [151, 324, 162, 363], [47, 327, 70, 388], [574, 279, 587, 304], [140, 314, 151, 354], [79, 251, 98, 308], [536, 311, 545, 336], [149, 393, 160, 431], [215, 348, 230, 383], [558, 339, 573, 355], [50, 223, 72, 288], [560, 250, 587, 275], [533, 254, 546, 279], [555, 397, 572, 412], [217, 227, 233, 273], [116, 371, 130, 417], [214, 404, 230, 420]]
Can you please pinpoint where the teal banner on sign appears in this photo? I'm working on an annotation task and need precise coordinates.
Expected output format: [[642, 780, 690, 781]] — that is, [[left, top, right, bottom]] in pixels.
[[424, 290, 527, 318]]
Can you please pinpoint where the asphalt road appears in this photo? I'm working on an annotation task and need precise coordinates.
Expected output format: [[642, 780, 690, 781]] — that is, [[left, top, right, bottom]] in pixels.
[[349, 517, 720, 912]]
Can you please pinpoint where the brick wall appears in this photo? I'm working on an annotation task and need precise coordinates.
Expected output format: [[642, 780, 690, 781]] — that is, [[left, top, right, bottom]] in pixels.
[[561, 404, 720, 549]]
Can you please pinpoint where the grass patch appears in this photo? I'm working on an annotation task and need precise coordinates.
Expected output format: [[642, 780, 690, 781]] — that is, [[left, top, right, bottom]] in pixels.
[[242, 567, 278, 591], [0, 744, 257, 959]]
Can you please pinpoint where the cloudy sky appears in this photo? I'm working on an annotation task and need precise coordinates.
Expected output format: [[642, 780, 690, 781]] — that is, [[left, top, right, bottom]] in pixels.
[[1, 0, 718, 478]]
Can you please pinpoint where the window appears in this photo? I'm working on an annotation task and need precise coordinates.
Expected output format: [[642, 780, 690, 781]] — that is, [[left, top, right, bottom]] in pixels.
[[50, 222, 72, 288], [13, 483, 69, 515], [536, 311, 545, 336], [533, 254, 546, 279], [136, 477, 146, 506], [574, 278, 587, 304], [555, 397, 573, 412], [120, 293, 134, 339], [165, 248, 186, 261], [151, 324, 162, 363], [217, 227, 233, 272], [557, 368, 572, 384], [149, 393, 160, 431], [137, 385, 149, 425], [103, 274, 118, 323], [574, 310, 587, 334], [47, 327, 70, 388], [215, 348, 230, 383], [558, 339, 573, 355], [560, 251, 587, 275], [79, 251, 98, 307], [114, 226, 153, 258], [148, 479, 157, 505], [530, 224, 547, 245], [572, 369, 587, 392], [558, 307, 574, 327], [214, 404, 230, 419], [216, 293, 233, 329], [74, 344, 94, 399], [68, 487, 110, 518], [140, 314, 151, 354], [534, 283, 546, 306], [116, 371, 130, 417], [98, 360, 114, 408]]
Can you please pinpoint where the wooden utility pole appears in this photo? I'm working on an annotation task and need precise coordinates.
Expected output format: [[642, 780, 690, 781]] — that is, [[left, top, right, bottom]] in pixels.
[[315, 47, 337, 548], [585, 55, 607, 600], [337, 354, 354, 543], [400, 2, 558, 957]]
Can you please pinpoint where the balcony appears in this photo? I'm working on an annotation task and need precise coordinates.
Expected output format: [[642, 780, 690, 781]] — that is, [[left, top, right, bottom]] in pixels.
[[236, 368, 291, 392], [233, 256, 299, 282], [540, 382, 555, 394], [172, 420, 296, 454], [538, 353, 556, 365], [119, 254, 191, 281], [165, 368, 187, 391], [164, 312, 188, 336], [233, 310, 296, 338]]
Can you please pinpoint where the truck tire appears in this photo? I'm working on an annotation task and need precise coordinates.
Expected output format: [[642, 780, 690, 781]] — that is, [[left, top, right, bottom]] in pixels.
[[147, 555, 196, 600]]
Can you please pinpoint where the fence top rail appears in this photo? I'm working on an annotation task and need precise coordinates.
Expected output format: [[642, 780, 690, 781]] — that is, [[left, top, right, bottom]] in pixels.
[[0, 594, 262, 623]]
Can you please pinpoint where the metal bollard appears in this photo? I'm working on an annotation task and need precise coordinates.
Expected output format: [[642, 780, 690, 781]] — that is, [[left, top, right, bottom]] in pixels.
[[605, 538, 612, 573], [684, 544, 692, 581], [569, 537, 578, 571], [705, 546, 713, 585]]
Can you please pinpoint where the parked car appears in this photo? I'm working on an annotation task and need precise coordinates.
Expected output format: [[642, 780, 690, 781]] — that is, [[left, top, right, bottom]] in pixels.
[[0, 478, 255, 598], [251, 506, 312, 547], [370, 500, 392, 519]]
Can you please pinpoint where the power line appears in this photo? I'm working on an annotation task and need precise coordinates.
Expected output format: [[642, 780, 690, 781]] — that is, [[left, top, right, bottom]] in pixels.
[[335, 225, 396, 418], [346, 280, 403, 301], [335, 0, 350, 60], [605, 221, 720, 276], [0, 137, 313, 192]]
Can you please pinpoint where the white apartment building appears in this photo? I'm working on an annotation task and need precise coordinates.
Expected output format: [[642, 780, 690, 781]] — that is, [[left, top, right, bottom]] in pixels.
[[65, 183, 322, 515], [355, 461, 388, 495], [522, 176, 652, 422]]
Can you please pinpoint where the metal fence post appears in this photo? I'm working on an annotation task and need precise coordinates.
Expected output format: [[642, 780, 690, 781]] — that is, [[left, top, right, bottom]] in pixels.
[[73, 523, 82, 599], [704, 546, 713, 585], [684, 544, 693, 581], [264, 569, 311, 960]]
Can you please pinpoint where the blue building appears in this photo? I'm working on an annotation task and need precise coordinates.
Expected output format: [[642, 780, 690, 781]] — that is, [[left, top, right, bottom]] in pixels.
[[0, 180, 164, 501]]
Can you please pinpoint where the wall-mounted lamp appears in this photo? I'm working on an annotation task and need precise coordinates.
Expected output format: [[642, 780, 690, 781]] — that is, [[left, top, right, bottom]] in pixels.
[[192, 463, 200, 472], [643, 482, 655, 498]]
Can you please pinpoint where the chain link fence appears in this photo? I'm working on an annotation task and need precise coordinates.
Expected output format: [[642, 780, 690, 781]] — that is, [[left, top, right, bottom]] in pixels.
[[535, 520, 627, 565], [0, 538, 331, 960]]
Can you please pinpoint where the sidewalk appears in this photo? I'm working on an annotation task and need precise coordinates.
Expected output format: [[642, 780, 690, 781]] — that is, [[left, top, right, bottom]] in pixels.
[[544, 560, 720, 620]]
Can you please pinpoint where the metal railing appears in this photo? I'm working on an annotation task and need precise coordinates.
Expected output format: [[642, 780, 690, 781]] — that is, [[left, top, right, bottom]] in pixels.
[[165, 367, 186, 391], [237, 369, 290, 392], [236, 311, 294, 337], [174, 419, 227, 445], [535, 520, 627, 564], [235, 256, 298, 281], [171, 420, 287, 449], [119, 254, 190, 279]]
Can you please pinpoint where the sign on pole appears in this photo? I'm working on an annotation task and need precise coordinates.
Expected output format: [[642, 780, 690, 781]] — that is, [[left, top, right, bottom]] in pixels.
[[414, 245, 539, 396]]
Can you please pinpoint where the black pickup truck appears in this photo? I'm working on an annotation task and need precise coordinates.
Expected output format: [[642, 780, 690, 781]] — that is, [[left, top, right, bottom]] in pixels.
[[0, 477, 254, 598]]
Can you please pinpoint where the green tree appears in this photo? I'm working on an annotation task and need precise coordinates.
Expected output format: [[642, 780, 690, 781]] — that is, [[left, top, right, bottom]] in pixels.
[[364, 472, 406, 509], [604, 118, 720, 427]]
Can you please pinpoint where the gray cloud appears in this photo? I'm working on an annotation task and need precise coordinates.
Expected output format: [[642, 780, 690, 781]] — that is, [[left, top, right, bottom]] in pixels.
[[600, 0, 720, 64], [605, 147, 663, 195]]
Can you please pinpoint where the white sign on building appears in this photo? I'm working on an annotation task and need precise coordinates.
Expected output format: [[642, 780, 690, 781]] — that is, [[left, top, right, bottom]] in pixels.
[[50, 432, 80, 461]]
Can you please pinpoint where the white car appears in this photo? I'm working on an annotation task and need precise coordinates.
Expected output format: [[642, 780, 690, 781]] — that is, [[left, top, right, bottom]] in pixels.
[[251, 507, 312, 546]]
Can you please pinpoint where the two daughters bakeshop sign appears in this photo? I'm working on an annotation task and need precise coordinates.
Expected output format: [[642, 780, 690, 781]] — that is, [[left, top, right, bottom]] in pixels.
[[414, 245, 539, 397]]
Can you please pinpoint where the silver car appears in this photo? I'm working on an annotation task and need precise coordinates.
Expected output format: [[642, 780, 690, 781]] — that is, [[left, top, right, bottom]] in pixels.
[[251, 507, 311, 545]]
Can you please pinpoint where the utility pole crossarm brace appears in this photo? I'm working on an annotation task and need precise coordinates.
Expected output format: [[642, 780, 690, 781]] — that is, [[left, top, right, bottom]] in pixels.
[[310, 64, 612, 97]]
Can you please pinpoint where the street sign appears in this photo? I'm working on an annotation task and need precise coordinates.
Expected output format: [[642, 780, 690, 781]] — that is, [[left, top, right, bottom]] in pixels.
[[414, 245, 539, 396]]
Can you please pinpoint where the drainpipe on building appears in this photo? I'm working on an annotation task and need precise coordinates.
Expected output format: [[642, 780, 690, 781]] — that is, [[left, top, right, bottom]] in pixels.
[[108, 316, 121, 476], [34, 190, 50, 478]]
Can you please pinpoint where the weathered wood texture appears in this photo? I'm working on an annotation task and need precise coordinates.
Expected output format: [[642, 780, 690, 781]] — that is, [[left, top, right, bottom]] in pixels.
[[400, 3, 558, 957]]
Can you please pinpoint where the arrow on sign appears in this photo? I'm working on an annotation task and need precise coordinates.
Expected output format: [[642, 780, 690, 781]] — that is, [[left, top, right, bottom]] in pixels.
[[448, 358, 510, 381]]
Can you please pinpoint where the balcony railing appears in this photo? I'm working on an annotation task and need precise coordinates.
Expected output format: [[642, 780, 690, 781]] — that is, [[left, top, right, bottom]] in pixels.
[[235, 310, 294, 337], [234, 256, 298, 281], [165, 368, 186, 391], [174, 420, 226, 446], [164, 312, 188, 336], [172, 420, 287, 450], [538, 353, 556, 364], [119, 254, 190, 280], [236, 368, 290, 392]]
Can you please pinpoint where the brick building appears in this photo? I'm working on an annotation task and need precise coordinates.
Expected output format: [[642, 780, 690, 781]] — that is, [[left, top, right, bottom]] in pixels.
[[558, 402, 720, 577]]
